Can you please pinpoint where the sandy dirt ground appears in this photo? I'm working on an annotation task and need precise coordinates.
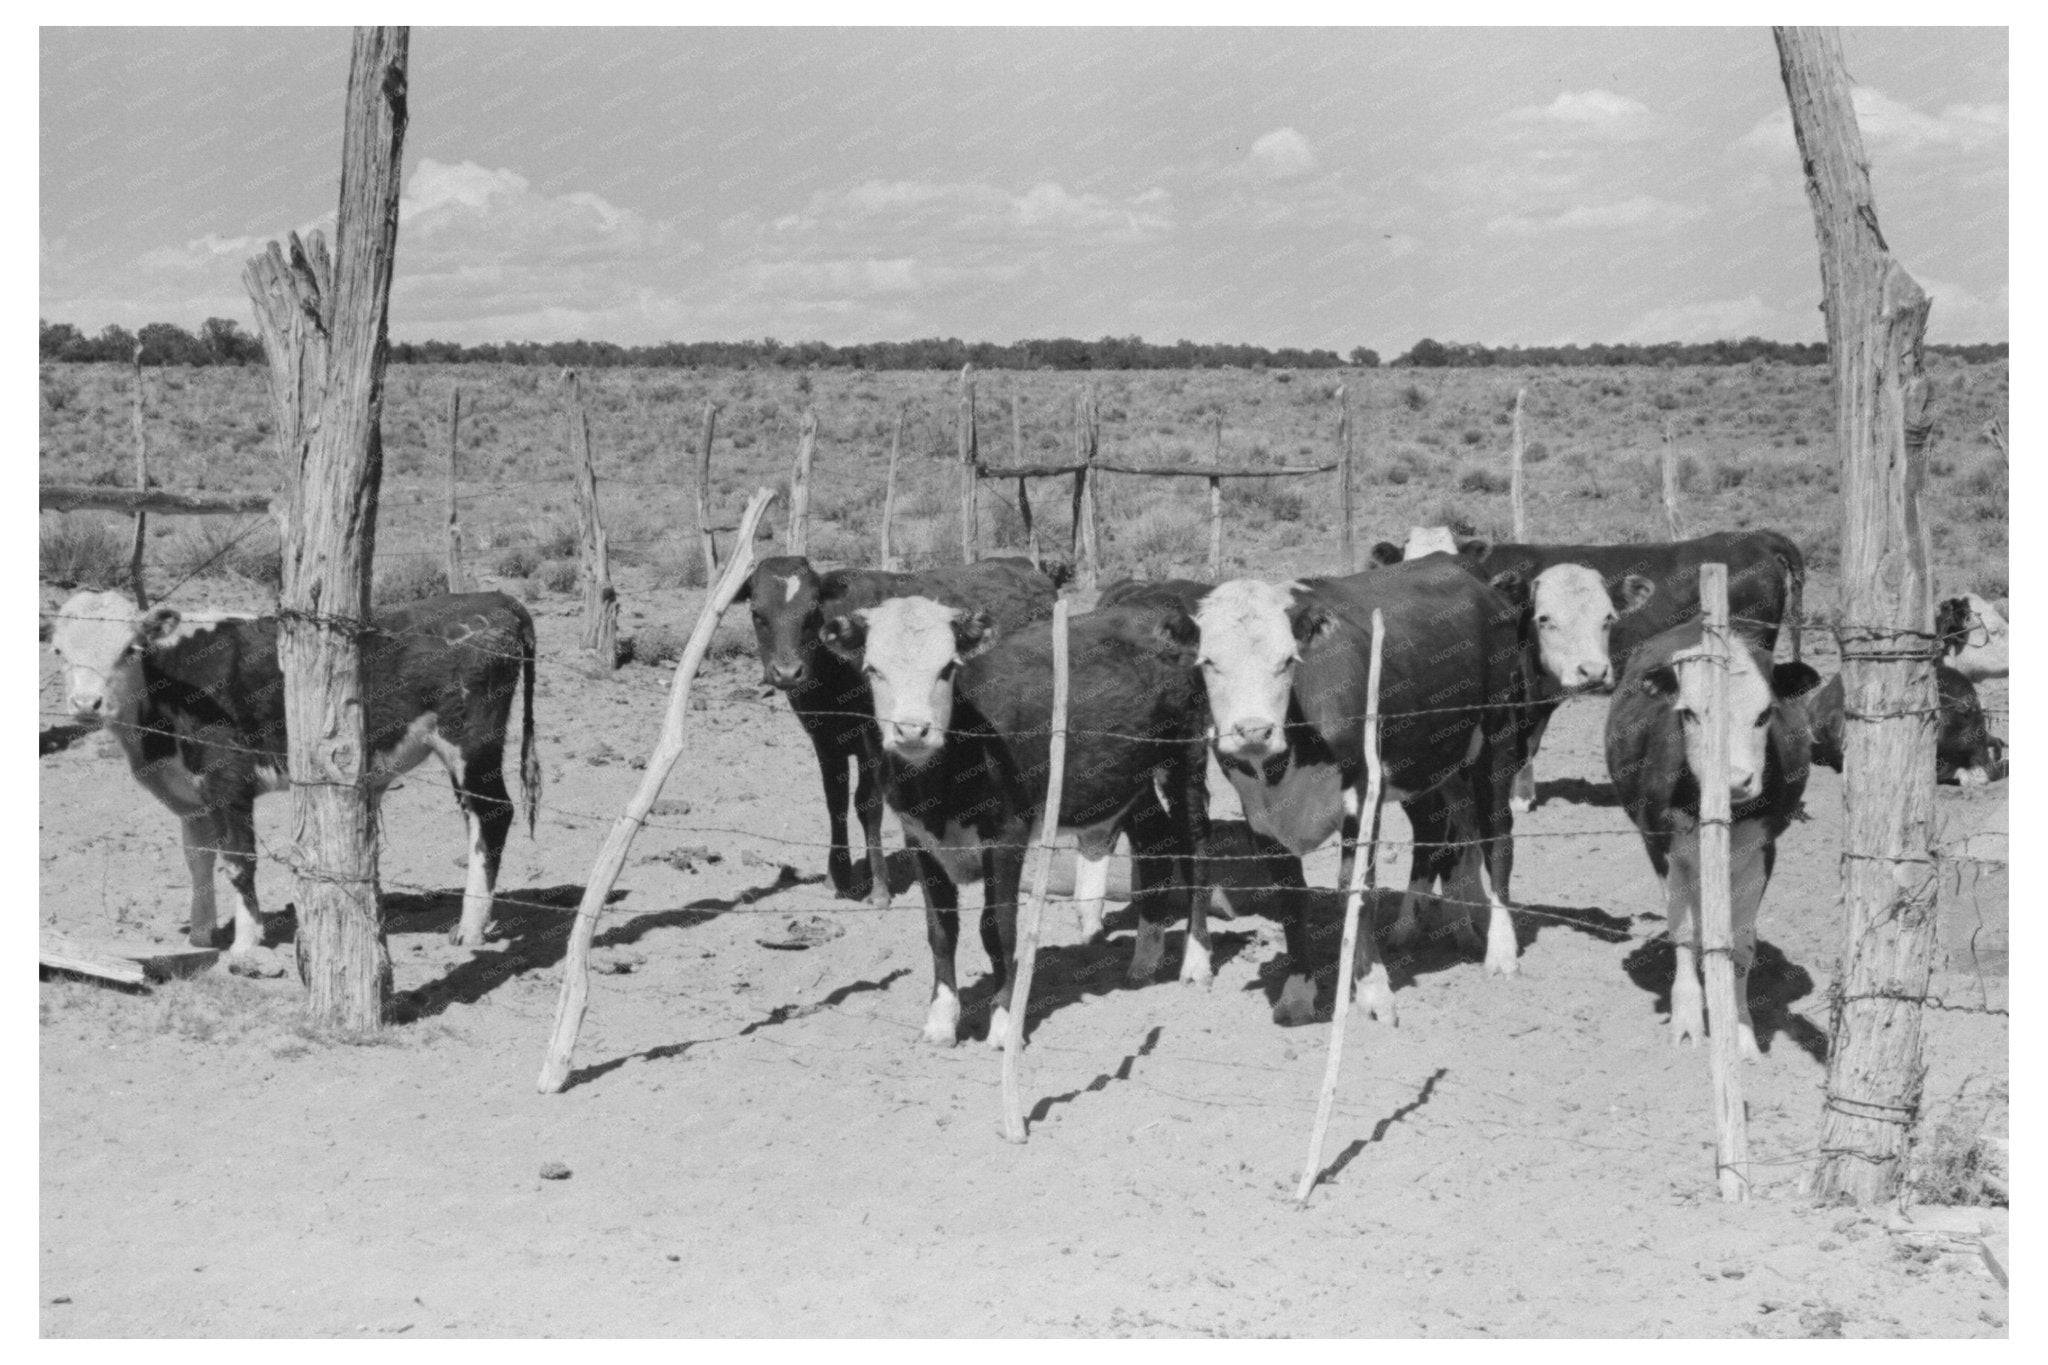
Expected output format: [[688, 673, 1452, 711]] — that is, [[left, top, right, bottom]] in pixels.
[[39, 589, 2008, 1338]]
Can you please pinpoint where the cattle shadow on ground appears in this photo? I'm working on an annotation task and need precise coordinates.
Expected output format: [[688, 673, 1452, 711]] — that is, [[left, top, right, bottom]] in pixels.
[[564, 967, 915, 1091], [1316, 1065, 1448, 1189], [1621, 936, 1829, 1063], [39, 723, 94, 757], [1533, 776, 1623, 809]]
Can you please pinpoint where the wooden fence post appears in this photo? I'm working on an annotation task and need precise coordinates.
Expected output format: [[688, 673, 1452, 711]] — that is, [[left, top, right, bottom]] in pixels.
[[1296, 609, 1386, 1205], [1209, 413, 1225, 582], [1688, 564, 1750, 1201], [444, 384, 467, 593], [1000, 596, 1070, 1143], [239, 26, 407, 1030], [1777, 25, 1940, 1204], [128, 340, 149, 609], [695, 401, 719, 584], [1337, 385, 1354, 573], [565, 371, 618, 667], [958, 364, 978, 563], [881, 403, 902, 570], [1661, 420, 1685, 540], [788, 407, 816, 557], [538, 488, 780, 1093], [1013, 391, 1039, 568], [1510, 387, 1528, 543], [1073, 387, 1100, 591]]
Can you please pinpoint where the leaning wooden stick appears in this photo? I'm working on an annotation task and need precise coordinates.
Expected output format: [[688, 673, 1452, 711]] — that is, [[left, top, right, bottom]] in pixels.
[[1690, 563, 1749, 1201], [537, 487, 779, 1094], [695, 401, 719, 584], [128, 340, 149, 610], [1001, 596, 1070, 1144], [1296, 608, 1386, 1206]]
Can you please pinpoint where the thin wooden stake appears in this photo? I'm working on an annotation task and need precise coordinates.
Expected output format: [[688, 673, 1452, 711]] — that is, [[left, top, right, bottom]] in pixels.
[[566, 371, 618, 667], [1209, 413, 1225, 582], [696, 401, 719, 584], [1296, 609, 1386, 1206], [1510, 387, 1528, 542], [1687, 563, 1749, 1201], [443, 383, 467, 593], [881, 403, 903, 570], [958, 364, 978, 563], [127, 340, 148, 609], [1014, 391, 1039, 568], [1074, 387, 1100, 592], [1661, 420, 1685, 541], [1001, 596, 1070, 1143], [788, 407, 816, 557], [538, 488, 780, 1093], [1337, 385, 1354, 572]]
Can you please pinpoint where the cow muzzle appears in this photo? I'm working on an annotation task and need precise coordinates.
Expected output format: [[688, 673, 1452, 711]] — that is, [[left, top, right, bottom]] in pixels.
[[764, 661, 808, 690], [882, 719, 944, 761], [1217, 719, 1280, 760]]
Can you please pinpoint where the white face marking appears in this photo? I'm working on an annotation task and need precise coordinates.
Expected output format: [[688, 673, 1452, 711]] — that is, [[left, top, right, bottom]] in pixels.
[[782, 573, 803, 604], [859, 597, 966, 762], [1670, 643, 1774, 803], [1402, 526, 1459, 559], [50, 590, 142, 721], [1194, 579, 1303, 762], [1530, 564, 1618, 691]]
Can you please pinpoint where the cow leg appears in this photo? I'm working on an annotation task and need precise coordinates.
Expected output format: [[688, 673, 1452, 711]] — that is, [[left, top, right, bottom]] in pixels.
[[1510, 711, 1552, 815], [813, 738, 856, 900], [1341, 783, 1397, 1024], [1666, 837, 1705, 1046], [451, 748, 513, 948], [180, 814, 225, 950], [852, 747, 891, 909], [1729, 820, 1771, 1059], [1073, 844, 1111, 942], [913, 848, 964, 1047], [1391, 793, 1450, 949], [217, 802, 281, 977], [1124, 800, 1187, 985], [982, 839, 1026, 1049]]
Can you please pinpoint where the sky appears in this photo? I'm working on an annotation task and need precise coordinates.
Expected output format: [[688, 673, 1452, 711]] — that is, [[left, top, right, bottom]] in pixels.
[[38, 26, 2009, 353]]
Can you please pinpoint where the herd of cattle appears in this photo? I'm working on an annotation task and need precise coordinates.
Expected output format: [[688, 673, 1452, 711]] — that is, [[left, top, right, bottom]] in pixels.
[[49, 526, 2008, 1058]]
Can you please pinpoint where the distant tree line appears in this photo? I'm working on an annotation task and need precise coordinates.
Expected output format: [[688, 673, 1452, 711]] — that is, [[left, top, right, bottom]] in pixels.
[[41, 318, 2004, 370]]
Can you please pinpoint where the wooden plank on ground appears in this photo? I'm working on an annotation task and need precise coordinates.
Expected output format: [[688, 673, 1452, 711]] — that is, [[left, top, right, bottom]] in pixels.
[[39, 932, 223, 986]]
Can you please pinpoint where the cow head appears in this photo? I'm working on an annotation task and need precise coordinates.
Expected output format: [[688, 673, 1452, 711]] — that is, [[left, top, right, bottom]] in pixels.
[[1402, 525, 1463, 560], [50, 590, 148, 724], [1935, 595, 1973, 659], [1193, 579, 1330, 763], [1524, 565, 1654, 692], [819, 596, 992, 763], [738, 555, 824, 690], [1638, 642, 1776, 803]]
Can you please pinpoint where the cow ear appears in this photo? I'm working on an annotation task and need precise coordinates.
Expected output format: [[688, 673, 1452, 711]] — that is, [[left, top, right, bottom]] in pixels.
[[139, 606, 183, 645], [1458, 537, 1491, 563], [1290, 603, 1334, 648], [733, 573, 755, 604], [818, 613, 866, 659], [1369, 541, 1403, 567], [1639, 664, 1679, 699], [1150, 611, 1200, 667], [1614, 573, 1655, 614], [952, 609, 995, 659], [1772, 661, 1824, 702], [1488, 570, 1529, 611]]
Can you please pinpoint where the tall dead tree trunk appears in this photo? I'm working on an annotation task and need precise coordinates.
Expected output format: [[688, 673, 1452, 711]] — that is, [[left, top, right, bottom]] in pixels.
[[128, 340, 150, 609], [240, 26, 408, 1030], [1776, 26, 1939, 1203]]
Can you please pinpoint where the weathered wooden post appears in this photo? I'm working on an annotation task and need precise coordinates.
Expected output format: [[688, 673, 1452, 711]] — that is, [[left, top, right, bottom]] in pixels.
[[1337, 385, 1354, 572], [1687, 564, 1749, 1201], [1070, 387, 1101, 592], [239, 26, 408, 1030], [443, 384, 467, 593], [1209, 413, 1226, 581], [538, 488, 779, 1093], [1000, 596, 1071, 1143], [1296, 609, 1386, 1206], [1661, 419, 1685, 541], [788, 407, 816, 557], [127, 340, 149, 609], [1510, 387, 1528, 542], [880, 403, 903, 570], [565, 371, 618, 667], [1013, 391, 1039, 568], [695, 400, 719, 584], [957, 364, 978, 563], [1777, 25, 1940, 1204]]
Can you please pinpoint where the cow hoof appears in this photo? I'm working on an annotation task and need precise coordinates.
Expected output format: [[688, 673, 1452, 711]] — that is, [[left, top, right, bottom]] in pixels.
[[1509, 796, 1534, 815], [447, 927, 491, 949], [867, 888, 892, 912], [920, 990, 961, 1047], [1272, 973, 1318, 1026], [1178, 944, 1214, 988], [1485, 946, 1520, 977], [986, 1005, 1012, 1049], [1959, 767, 1990, 788], [1359, 979, 1399, 1027], [1738, 1025, 1762, 1060], [225, 951, 285, 979]]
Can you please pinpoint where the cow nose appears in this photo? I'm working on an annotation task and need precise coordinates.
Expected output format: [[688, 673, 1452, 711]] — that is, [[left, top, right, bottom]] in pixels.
[[1575, 663, 1612, 690], [891, 720, 933, 746], [766, 662, 806, 689], [1731, 773, 1761, 802], [72, 694, 103, 720], [1231, 720, 1277, 752]]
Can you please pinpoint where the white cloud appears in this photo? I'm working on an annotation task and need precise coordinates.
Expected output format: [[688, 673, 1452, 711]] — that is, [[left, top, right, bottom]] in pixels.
[[1509, 89, 1652, 140], [1247, 127, 1317, 182], [1621, 296, 1777, 343], [1487, 195, 1701, 235], [1740, 90, 2006, 157], [399, 158, 683, 266], [776, 177, 1173, 245]]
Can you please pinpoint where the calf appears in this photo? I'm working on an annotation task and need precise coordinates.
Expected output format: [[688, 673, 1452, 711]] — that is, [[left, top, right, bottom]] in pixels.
[[1937, 593, 2008, 681], [1605, 619, 1810, 1056], [820, 596, 1208, 1046], [51, 589, 539, 971], [1192, 556, 1533, 1026], [1778, 660, 2004, 786], [738, 555, 1056, 907]]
